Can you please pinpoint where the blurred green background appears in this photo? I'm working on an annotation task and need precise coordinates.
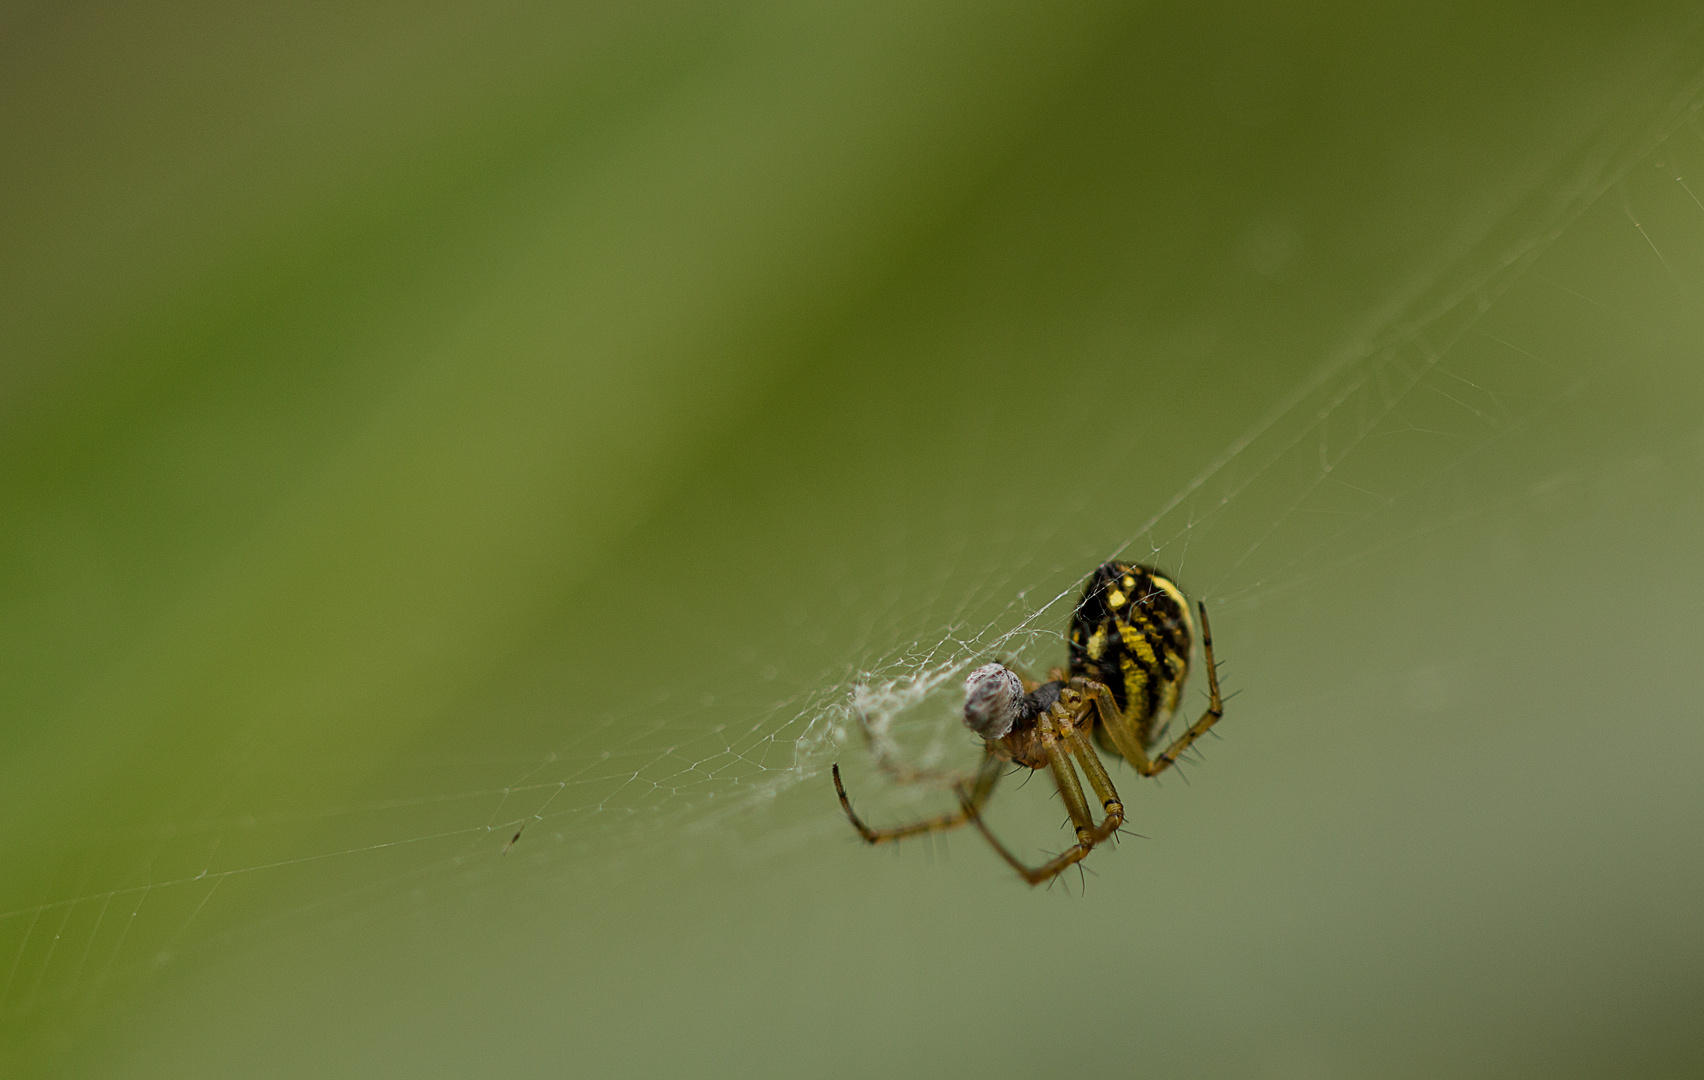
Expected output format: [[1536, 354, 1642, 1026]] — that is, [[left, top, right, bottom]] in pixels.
[[3, 1, 1703, 1076]]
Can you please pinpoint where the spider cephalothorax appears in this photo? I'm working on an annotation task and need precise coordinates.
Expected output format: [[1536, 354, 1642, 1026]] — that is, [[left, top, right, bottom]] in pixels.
[[832, 560, 1225, 886]]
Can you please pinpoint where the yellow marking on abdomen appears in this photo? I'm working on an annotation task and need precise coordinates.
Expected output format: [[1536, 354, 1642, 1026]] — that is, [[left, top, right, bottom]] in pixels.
[[1119, 622, 1157, 665], [1151, 575, 1194, 639], [1120, 656, 1150, 719], [1086, 625, 1109, 660]]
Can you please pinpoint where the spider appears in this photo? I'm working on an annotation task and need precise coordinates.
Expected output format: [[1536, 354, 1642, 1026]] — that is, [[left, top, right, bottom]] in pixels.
[[831, 560, 1225, 886]]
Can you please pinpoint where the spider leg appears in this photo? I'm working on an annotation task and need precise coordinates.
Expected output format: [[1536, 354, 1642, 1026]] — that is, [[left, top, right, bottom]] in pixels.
[[832, 750, 1001, 845], [966, 815, 1097, 886], [1138, 601, 1224, 777], [1062, 721, 1124, 840], [962, 707, 1123, 887]]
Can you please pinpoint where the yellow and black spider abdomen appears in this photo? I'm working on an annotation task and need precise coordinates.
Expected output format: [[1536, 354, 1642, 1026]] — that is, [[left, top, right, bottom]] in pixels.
[[1067, 560, 1194, 755]]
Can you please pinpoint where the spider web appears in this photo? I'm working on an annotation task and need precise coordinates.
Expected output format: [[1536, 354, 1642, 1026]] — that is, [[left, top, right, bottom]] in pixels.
[[776, 72, 1704, 818], [5, 13, 1704, 1074]]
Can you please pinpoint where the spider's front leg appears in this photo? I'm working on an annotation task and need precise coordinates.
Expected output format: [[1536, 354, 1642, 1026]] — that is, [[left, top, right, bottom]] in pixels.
[[962, 700, 1124, 886]]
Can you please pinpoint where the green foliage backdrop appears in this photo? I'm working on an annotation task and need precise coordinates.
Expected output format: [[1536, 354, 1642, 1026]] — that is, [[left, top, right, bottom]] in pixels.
[[3, 2, 1702, 1076]]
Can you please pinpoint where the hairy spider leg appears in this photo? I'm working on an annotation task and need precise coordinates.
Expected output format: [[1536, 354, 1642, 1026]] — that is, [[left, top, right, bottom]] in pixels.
[[963, 703, 1125, 886], [1075, 600, 1224, 777], [831, 750, 1003, 845]]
